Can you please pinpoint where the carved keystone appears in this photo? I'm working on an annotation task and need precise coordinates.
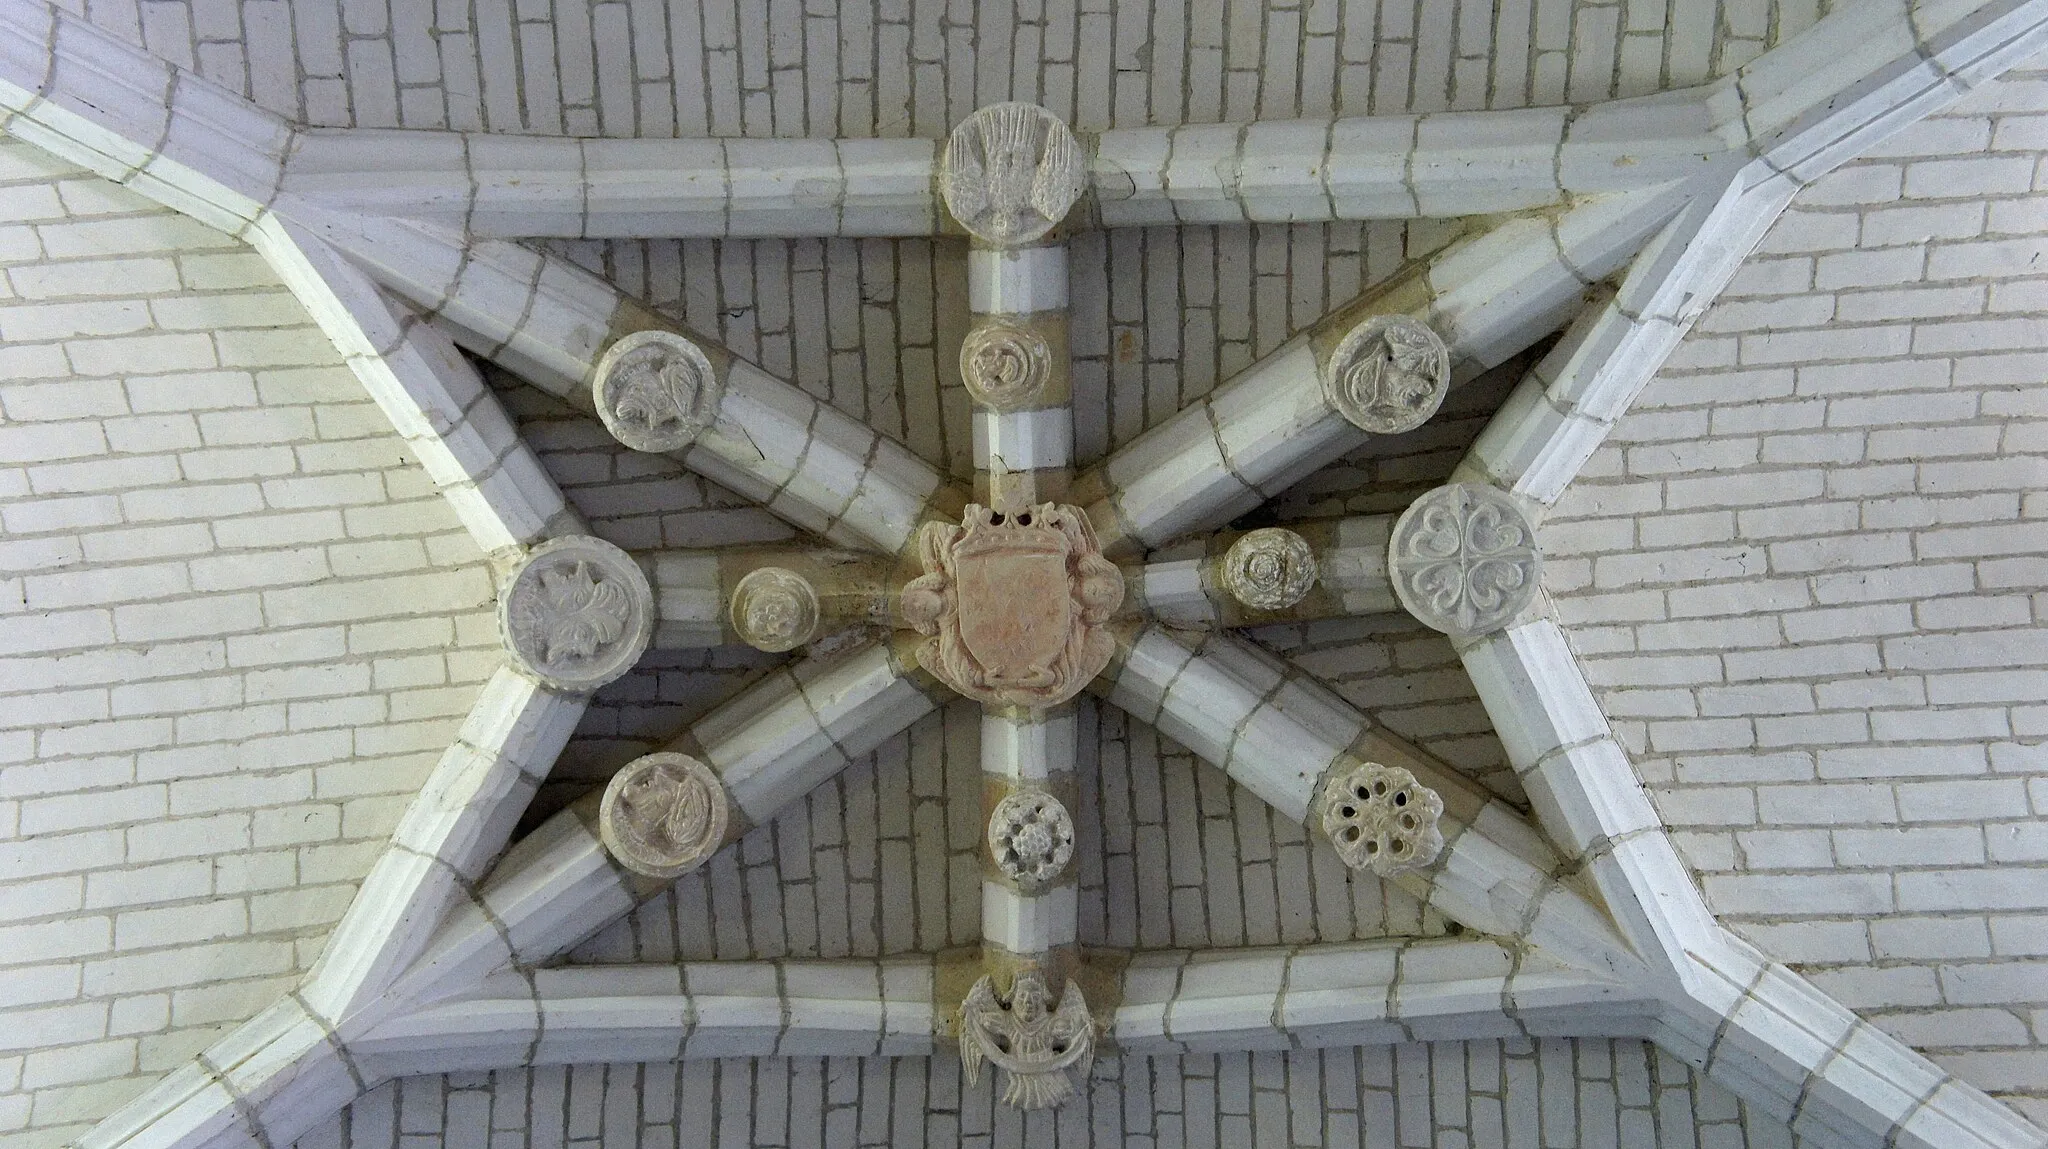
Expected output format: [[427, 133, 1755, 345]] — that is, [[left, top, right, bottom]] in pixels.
[[501, 535, 654, 692], [900, 504, 1123, 710], [960, 969, 1094, 1109], [599, 752, 729, 879], [1388, 483, 1541, 638], [1324, 315, 1451, 435], [1220, 527, 1318, 611], [1318, 761, 1445, 877], [941, 103, 1085, 247], [593, 330, 722, 452], [730, 566, 820, 653]]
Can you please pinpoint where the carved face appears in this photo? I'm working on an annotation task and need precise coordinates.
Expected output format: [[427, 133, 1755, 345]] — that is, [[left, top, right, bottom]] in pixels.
[[900, 504, 1123, 710], [958, 969, 1095, 1110]]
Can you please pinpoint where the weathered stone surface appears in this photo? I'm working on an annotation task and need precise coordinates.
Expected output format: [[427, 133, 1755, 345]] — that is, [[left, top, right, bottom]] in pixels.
[[729, 565, 820, 652], [598, 752, 730, 879], [1318, 761, 1444, 877], [1220, 527, 1318, 610], [501, 535, 654, 691], [961, 321, 1053, 410], [1388, 483, 1541, 638], [988, 789, 1075, 887], [900, 504, 1122, 710], [1324, 314, 1450, 435], [959, 969, 1094, 1109], [941, 103, 1084, 247], [593, 330, 722, 452]]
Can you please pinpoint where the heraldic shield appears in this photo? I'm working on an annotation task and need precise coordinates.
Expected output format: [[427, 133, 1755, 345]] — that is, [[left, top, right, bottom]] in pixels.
[[900, 503, 1123, 710]]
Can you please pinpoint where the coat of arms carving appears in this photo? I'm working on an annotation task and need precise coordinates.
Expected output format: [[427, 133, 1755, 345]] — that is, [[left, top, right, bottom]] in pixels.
[[900, 504, 1123, 710]]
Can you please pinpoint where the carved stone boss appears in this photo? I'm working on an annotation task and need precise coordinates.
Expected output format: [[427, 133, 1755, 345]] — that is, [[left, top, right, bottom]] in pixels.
[[599, 752, 730, 880], [1319, 760, 1444, 877], [501, 535, 655, 692], [593, 330, 722, 453], [1220, 527, 1318, 611], [959, 968, 1095, 1110], [988, 789, 1075, 888], [1388, 483, 1542, 638], [1324, 315, 1451, 435], [960, 322, 1053, 411], [941, 102, 1085, 247], [729, 566, 820, 653], [900, 504, 1123, 710]]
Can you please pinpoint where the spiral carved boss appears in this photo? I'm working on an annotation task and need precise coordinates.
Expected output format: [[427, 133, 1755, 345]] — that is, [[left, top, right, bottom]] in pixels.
[[1220, 527, 1318, 611], [960, 322, 1054, 411]]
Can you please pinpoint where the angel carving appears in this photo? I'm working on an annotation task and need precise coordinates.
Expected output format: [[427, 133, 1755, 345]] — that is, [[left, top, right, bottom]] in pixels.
[[959, 969, 1095, 1109]]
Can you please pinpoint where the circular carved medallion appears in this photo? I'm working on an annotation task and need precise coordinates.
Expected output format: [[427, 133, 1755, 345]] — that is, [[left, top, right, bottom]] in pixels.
[[988, 789, 1075, 887], [1220, 527, 1318, 611], [941, 103, 1085, 247], [599, 752, 729, 879], [1388, 484, 1541, 638], [730, 566, 820, 653], [1324, 315, 1451, 435], [960, 322, 1053, 410], [500, 535, 654, 691], [593, 330, 722, 453], [1318, 761, 1444, 877]]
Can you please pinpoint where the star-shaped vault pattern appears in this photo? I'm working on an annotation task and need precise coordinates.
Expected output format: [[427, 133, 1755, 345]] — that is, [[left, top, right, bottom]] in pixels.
[[6, 0, 2048, 1146]]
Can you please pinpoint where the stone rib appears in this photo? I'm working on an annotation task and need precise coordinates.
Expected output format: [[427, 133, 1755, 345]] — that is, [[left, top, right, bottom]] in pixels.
[[1070, 185, 1691, 558], [1095, 623, 1643, 983], [300, 212, 961, 556]]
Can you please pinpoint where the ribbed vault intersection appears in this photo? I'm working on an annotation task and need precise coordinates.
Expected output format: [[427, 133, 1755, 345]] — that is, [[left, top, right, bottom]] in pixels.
[[6, 0, 2048, 1145]]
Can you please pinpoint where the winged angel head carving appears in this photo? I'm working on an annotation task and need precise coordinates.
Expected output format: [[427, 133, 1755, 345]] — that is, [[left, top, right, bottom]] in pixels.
[[959, 969, 1095, 1110], [942, 102, 1087, 247]]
